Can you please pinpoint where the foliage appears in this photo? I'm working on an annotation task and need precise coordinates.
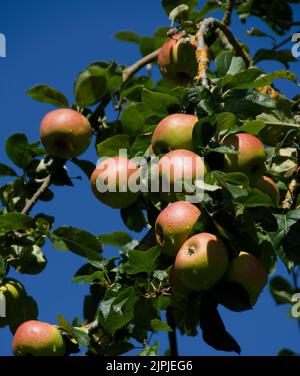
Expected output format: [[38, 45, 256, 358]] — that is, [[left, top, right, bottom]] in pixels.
[[1, 0, 300, 356]]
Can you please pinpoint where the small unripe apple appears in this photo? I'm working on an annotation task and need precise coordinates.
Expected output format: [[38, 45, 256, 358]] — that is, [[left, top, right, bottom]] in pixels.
[[155, 201, 201, 257], [158, 149, 207, 202], [223, 133, 266, 183], [40, 108, 92, 159], [158, 34, 198, 85], [151, 114, 198, 154], [12, 320, 65, 356], [90, 156, 140, 209], [0, 279, 27, 328], [225, 252, 268, 306], [175, 232, 228, 291], [253, 175, 280, 207]]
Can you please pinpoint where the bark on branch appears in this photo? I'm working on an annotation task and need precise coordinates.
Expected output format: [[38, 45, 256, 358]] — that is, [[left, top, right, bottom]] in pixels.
[[21, 175, 51, 215], [122, 49, 160, 83]]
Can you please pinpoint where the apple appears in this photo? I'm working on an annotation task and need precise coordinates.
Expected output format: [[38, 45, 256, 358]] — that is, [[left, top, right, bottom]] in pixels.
[[223, 133, 266, 183], [253, 175, 280, 207], [0, 279, 26, 328], [225, 252, 268, 306], [90, 156, 140, 209], [158, 149, 207, 202], [175, 232, 228, 291], [151, 114, 198, 154], [157, 34, 198, 85], [40, 108, 92, 159], [155, 201, 201, 257], [12, 320, 65, 356], [169, 265, 189, 300]]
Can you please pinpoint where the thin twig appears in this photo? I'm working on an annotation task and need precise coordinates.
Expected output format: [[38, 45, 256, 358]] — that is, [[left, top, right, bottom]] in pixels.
[[122, 49, 160, 83], [272, 32, 300, 51], [21, 175, 51, 215], [198, 18, 252, 68], [222, 0, 235, 26]]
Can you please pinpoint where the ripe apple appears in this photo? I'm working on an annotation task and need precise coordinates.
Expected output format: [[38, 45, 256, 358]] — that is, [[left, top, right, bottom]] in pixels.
[[253, 175, 280, 207], [223, 133, 266, 183], [158, 149, 207, 202], [151, 114, 198, 154], [40, 108, 92, 159], [155, 201, 201, 257], [12, 320, 65, 356], [0, 279, 26, 328], [90, 156, 140, 209], [157, 34, 198, 85], [225, 252, 268, 306], [169, 265, 189, 300], [175, 232, 228, 291]]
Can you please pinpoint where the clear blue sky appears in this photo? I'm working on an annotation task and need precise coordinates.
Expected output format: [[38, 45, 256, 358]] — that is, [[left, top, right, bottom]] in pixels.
[[0, 0, 299, 356]]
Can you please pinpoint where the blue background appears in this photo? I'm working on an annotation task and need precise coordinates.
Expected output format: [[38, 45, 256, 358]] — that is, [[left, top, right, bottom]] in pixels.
[[0, 0, 299, 356]]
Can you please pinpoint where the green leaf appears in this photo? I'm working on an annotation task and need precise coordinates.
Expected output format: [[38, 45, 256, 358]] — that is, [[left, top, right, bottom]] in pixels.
[[74, 63, 107, 107], [50, 226, 102, 261], [244, 27, 275, 40], [269, 209, 300, 265], [278, 349, 297, 356], [216, 112, 237, 131], [215, 51, 234, 77], [114, 31, 141, 43], [101, 286, 139, 335], [162, 0, 198, 16], [269, 276, 294, 305], [57, 313, 90, 346], [121, 201, 147, 233], [139, 341, 159, 356], [198, 0, 225, 18], [239, 120, 265, 135], [98, 231, 132, 247], [235, 70, 297, 89], [11, 245, 47, 275], [129, 134, 152, 157], [71, 159, 95, 179], [142, 89, 180, 117], [6, 133, 32, 168], [199, 294, 241, 354], [0, 255, 5, 279], [151, 319, 171, 333], [124, 246, 161, 275], [121, 102, 152, 141], [192, 115, 217, 149], [0, 213, 33, 235], [0, 163, 17, 178], [96, 134, 131, 158], [169, 4, 189, 21], [106, 342, 135, 355], [254, 49, 297, 66], [26, 84, 69, 108], [220, 67, 264, 89]]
